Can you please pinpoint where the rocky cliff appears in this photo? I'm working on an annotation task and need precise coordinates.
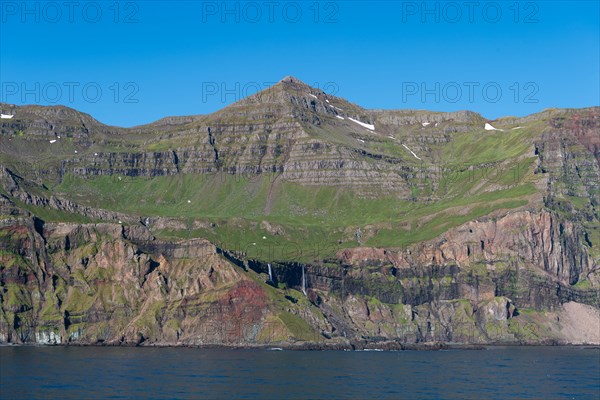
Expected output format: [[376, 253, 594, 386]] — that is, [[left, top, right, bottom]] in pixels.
[[1, 210, 597, 347], [0, 77, 598, 347]]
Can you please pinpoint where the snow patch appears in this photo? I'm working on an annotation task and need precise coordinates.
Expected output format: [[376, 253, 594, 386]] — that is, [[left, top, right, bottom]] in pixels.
[[1, 114, 14, 119], [308, 93, 318, 99], [388, 135, 395, 139], [49, 140, 56, 144], [348, 117, 375, 131], [484, 123, 503, 131], [326, 99, 330, 103], [357, 138, 365, 143], [402, 144, 422, 160], [512, 126, 522, 130], [422, 122, 430, 126], [336, 115, 345, 120]]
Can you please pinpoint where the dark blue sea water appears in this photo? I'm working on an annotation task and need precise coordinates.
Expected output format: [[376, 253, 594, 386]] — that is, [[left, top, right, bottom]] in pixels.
[[1, 346, 598, 399]]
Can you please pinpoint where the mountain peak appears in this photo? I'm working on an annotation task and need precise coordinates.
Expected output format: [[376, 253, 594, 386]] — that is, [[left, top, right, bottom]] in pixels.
[[278, 75, 305, 85], [229, 75, 328, 109], [219, 75, 366, 120]]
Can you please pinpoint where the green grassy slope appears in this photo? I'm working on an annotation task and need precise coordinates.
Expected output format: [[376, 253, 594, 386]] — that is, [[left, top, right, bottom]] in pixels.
[[1, 91, 597, 265]]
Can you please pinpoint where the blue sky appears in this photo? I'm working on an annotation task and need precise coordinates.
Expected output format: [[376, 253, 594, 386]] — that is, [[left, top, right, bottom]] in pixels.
[[1, 1, 598, 126]]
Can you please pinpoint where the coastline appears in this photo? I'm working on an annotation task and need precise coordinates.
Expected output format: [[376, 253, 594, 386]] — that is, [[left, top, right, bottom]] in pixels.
[[2, 341, 599, 351]]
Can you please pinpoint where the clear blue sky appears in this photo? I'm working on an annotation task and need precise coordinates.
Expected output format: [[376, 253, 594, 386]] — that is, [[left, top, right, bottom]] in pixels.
[[1, 1, 598, 126]]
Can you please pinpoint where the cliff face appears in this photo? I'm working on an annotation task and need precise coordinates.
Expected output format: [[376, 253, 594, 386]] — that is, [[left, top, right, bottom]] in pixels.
[[0, 79, 488, 194], [536, 112, 600, 220], [0, 78, 598, 347], [1, 210, 597, 346], [332, 209, 598, 309], [0, 220, 329, 346]]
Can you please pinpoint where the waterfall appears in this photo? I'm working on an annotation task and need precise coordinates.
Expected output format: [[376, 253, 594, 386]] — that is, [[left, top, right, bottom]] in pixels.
[[301, 265, 307, 295], [267, 263, 273, 282]]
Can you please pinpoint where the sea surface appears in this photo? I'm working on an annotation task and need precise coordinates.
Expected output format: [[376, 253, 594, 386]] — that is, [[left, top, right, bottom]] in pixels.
[[1, 346, 598, 399]]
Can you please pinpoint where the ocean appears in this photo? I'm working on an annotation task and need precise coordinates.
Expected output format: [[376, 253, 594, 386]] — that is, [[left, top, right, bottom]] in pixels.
[[1, 346, 598, 399]]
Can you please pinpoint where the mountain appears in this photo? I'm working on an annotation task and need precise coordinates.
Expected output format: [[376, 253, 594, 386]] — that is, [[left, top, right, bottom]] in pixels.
[[0, 77, 598, 347]]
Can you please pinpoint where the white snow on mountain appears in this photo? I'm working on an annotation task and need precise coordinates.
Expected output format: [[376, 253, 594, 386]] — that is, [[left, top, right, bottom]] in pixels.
[[348, 117, 375, 130], [402, 144, 421, 160], [485, 123, 504, 131]]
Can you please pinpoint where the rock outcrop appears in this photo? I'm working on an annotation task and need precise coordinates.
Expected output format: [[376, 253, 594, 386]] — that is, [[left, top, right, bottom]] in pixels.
[[1, 209, 597, 346]]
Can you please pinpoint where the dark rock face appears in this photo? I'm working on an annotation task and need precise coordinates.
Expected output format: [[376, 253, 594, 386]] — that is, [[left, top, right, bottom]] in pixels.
[[1, 215, 597, 346], [69, 151, 181, 177], [535, 112, 600, 218], [334, 210, 599, 308], [0, 220, 277, 345]]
